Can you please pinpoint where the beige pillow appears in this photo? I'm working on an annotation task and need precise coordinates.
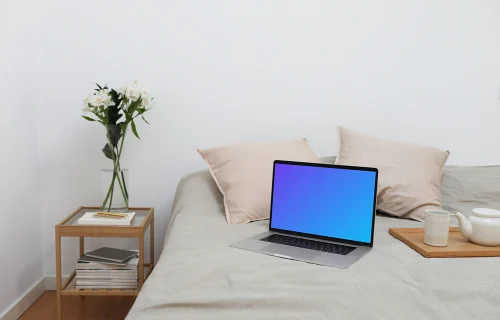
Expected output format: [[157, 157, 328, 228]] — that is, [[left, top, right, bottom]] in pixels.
[[198, 139, 320, 224], [335, 127, 449, 221]]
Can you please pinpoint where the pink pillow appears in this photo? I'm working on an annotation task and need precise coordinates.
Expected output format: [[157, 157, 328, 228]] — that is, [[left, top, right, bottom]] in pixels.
[[335, 127, 449, 221], [198, 139, 320, 224]]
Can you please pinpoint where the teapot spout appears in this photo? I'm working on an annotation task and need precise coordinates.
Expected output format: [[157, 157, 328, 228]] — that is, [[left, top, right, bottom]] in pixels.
[[452, 211, 472, 239]]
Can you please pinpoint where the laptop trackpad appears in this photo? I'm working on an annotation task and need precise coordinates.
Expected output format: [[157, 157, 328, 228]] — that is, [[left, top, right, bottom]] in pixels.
[[261, 244, 320, 260]]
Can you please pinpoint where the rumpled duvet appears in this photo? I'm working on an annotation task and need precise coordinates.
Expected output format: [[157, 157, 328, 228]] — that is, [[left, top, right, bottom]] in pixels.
[[127, 169, 500, 320]]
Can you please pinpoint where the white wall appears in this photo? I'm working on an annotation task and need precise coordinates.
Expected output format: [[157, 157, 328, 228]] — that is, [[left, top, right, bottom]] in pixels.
[[36, 0, 500, 276], [0, 1, 43, 316]]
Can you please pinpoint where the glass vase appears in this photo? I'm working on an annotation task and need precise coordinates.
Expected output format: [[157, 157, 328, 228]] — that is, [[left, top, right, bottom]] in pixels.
[[101, 169, 129, 211]]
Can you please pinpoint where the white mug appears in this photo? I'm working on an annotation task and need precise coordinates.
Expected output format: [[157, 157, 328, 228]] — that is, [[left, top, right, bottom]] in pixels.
[[424, 209, 453, 247]]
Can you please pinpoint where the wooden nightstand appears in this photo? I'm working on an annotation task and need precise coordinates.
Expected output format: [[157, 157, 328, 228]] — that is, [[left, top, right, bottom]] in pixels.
[[55, 207, 154, 320]]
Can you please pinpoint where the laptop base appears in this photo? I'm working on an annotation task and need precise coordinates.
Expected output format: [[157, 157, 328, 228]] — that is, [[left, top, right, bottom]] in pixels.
[[230, 231, 371, 269]]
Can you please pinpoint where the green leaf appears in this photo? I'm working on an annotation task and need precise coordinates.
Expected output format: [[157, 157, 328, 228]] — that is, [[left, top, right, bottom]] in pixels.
[[106, 124, 122, 148], [131, 119, 140, 139], [142, 115, 150, 124], [96, 83, 102, 90], [128, 98, 142, 116], [102, 143, 116, 160], [82, 115, 96, 122], [109, 89, 123, 111], [107, 104, 123, 124], [94, 112, 106, 123]]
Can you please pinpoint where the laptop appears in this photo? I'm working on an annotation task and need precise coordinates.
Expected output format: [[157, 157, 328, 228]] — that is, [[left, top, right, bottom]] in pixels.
[[230, 160, 378, 269]]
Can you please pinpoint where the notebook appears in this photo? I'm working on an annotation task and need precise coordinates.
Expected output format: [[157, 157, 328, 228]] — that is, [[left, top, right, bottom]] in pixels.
[[77, 256, 139, 269], [85, 247, 138, 262], [78, 255, 131, 266]]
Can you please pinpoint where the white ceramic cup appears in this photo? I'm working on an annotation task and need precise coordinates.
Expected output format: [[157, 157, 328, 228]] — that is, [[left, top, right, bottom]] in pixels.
[[424, 209, 453, 247]]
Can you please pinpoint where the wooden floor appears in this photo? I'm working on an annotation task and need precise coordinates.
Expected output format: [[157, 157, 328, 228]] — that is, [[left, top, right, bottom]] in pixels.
[[19, 291, 136, 320]]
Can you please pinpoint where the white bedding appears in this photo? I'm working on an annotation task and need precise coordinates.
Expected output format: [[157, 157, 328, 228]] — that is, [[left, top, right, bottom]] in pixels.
[[127, 170, 500, 320]]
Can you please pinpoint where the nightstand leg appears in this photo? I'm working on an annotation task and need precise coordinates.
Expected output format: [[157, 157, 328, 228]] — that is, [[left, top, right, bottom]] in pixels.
[[138, 236, 144, 289], [55, 231, 62, 320], [79, 237, 84, 256], [79, 237, 85, 301], [150, 217, 155, 272]]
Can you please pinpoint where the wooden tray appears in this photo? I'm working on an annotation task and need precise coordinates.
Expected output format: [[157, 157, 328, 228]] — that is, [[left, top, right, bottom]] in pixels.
[[389, 227, 500, 258]]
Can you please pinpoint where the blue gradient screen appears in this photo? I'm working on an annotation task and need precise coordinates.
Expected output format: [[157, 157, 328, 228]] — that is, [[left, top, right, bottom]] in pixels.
[[270, 163, 377, 244]]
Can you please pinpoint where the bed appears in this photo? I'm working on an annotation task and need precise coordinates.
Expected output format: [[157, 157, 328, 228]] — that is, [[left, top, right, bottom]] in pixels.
[[126, 161, 500, 320]]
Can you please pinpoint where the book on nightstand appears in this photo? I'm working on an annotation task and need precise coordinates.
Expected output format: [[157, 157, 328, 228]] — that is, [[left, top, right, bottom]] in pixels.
[[76, 251, 139, 289], [86, 247, 138, 262], [77, 255, 132, 266], [76, 284, 138, 289], [77, 211, 136, 226]]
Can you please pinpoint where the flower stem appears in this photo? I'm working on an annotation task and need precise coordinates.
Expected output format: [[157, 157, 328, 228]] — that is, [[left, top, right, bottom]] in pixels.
[[116, 128, 129, 199], [115, 172, 128, 206], [117, 126, 127, 163], [101, 180, 113, 210], [107, 172, 116, 212], [104, 126, 129, 209]]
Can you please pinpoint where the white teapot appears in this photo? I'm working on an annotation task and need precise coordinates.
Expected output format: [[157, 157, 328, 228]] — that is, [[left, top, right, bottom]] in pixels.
[[453, 208, 500, 246]]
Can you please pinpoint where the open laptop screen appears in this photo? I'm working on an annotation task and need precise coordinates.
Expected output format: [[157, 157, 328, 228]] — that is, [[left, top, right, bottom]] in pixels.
[[270, 162, 378, 245]]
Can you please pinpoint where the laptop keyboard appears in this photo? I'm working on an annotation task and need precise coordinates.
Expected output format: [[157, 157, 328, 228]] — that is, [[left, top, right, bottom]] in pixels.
[[260, 234, 356, 255]]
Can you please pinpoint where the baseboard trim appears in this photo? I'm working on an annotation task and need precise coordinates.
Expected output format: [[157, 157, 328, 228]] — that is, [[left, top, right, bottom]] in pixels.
[[0, 277, 45, 320], [44, 275, 69, 291]]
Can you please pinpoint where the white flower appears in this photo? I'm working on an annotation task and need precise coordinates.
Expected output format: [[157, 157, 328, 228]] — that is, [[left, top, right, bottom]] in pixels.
[[119, 81, 141, 102], [128, 86, 141, 101], [142, 96, 153, 110], [117, 82, 153, 107], [127, 84, 141, 101], [82, 105, 92, 113], [90, 89, 115, 107], [82, 95, 93, 113], [117, 86, 127, 97], [138, 87, 154, 109], [140, 88, 150, 98]]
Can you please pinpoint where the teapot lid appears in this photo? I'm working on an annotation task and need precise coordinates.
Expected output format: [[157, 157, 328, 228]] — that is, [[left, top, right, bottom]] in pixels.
[[472, 208, 500, 218]]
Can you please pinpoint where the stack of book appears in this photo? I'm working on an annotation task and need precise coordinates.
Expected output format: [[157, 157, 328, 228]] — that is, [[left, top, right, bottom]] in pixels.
[[76, 247, 139, 289]]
